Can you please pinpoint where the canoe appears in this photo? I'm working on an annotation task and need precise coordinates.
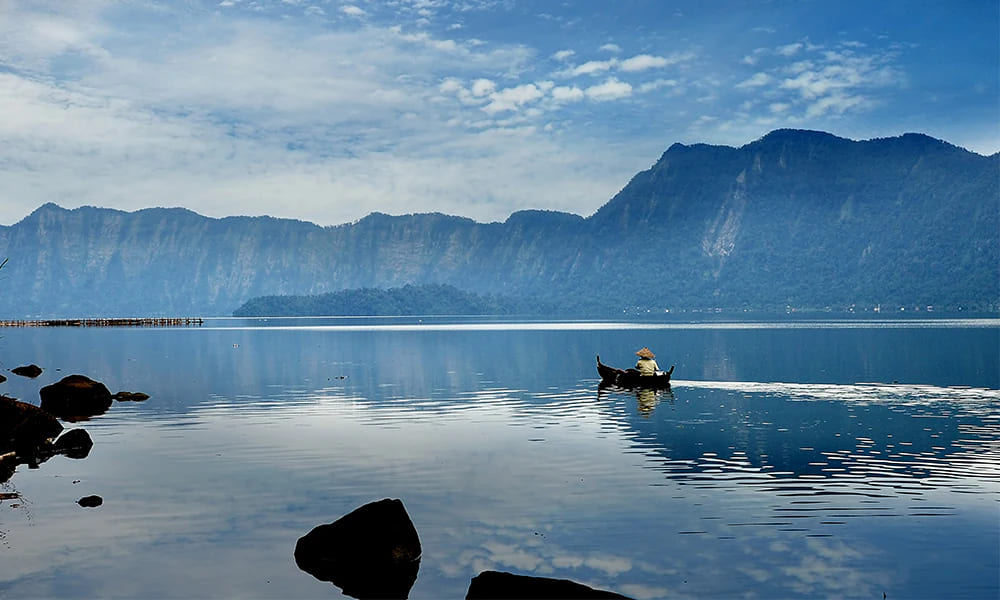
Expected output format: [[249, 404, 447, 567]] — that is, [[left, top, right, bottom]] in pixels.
[[596, 355, 673, 388]]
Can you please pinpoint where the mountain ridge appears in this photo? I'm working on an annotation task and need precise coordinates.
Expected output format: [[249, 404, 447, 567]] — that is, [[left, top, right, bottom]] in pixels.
[[1, 129, 996, 317]]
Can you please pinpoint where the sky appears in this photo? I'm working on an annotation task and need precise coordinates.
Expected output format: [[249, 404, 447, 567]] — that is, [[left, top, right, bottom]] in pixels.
[[1, 0, 997, 226]]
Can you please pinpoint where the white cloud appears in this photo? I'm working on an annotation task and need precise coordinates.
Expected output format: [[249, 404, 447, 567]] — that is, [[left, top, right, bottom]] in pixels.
[[567, 59, 616, 77], [471, 78, 496, 97], [439, 77, 463, 93], [550, 85, 584, 102], [483, 83, 545, 114], [341, 5, 365, 17], [599, 43, 622, 53], [787, 60, 816, 75], [780, 51, 897, 101], [585, 77, 632, 101], [729, 42, 905, 127], [736, 72, 771, 88], [777, 42, 803, 56], [742, 48, 766, 65], [804, 93, 866, 117], [619, 54, 669, 72], [638, 78, 679, 93], [552, 49, 575, 61]]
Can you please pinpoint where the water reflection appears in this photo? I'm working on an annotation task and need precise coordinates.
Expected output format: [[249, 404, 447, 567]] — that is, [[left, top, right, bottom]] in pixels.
[[0, 321, 997, 599], [600, 380, 1000, 540], [598, 384, 676, 418]]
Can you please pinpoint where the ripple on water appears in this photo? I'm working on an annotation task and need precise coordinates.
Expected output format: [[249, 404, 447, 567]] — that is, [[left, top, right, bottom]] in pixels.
[[598, 379, 1000, 540]]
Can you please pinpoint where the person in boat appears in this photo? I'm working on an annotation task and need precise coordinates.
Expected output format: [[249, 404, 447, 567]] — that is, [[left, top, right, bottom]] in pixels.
[[635, 347, 659, 376]]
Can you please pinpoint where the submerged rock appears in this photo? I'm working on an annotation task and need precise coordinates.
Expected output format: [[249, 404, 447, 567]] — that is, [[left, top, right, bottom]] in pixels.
[[466, 571, 634, 599], [77, 495, 103, 508], [295, 498, 421, 599], [11, 364, 42, 378], [112, 391, 150, 402], [40, 375, 113, 421]]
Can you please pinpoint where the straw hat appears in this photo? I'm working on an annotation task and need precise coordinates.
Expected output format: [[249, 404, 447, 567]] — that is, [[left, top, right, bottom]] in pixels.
[[635, 347, 655, 359]]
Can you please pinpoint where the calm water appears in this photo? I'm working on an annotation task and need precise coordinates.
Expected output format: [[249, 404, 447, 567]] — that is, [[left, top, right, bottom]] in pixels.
[[1, 317, 998, 599]]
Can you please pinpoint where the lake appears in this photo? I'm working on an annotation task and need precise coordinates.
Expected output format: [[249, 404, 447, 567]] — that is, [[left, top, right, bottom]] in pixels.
[[1, 317, 998, 599]]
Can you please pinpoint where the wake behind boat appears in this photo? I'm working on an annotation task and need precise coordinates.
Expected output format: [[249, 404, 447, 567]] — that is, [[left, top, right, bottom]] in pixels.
[[597, 355, 674, 388]]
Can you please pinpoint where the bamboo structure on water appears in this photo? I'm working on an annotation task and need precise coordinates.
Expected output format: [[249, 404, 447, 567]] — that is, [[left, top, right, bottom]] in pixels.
[[0, 317, 204, 328]]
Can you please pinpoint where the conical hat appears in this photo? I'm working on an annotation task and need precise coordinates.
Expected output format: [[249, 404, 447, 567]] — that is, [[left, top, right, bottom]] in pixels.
[[635, 347, 655, 359]]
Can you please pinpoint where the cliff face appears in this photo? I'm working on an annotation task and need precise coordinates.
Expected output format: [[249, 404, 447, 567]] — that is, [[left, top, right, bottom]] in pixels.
[[1, 129, 996, 317]]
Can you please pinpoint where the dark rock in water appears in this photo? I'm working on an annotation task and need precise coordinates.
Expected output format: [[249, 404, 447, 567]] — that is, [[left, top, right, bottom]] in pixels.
[[11, 364, 42, 378], [0, 458, 14, 484], [466, 571, 634, 599], [0, 374, 6, 384], [0, 395, 63, 458], [77, 495, 102, 508], [53, 429, 94, 459], [112, 391, 150, 402], [40, 375, 113, 421], [294, 498, 421, 599]]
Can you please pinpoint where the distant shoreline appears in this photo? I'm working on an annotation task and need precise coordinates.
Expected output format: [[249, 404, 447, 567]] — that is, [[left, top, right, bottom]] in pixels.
[[0, 318, 204, 328]]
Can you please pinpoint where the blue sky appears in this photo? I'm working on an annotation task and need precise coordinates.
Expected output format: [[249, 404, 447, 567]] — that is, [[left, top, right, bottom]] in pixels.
[[1, 0, 997, 226]]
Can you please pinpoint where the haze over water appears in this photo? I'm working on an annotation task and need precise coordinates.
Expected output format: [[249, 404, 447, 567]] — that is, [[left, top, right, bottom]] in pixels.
[[1, 317, 997, 599]]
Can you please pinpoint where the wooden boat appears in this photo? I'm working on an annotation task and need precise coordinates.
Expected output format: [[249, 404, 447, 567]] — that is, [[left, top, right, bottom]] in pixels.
[[596, 355, 673, 388]]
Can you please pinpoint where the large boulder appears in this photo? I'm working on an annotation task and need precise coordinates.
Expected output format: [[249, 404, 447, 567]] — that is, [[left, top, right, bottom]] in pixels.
[[0, 395, 63, 456], [466, 571, 634, 599], [11, 364, 42, 378], [40, 375, 113, 421], [294, 498, 421, 599]]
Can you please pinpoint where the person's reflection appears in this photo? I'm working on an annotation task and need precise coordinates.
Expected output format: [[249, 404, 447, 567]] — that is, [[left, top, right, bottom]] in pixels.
[[636, 387, 675, 417], [637, 388, 657, 416]]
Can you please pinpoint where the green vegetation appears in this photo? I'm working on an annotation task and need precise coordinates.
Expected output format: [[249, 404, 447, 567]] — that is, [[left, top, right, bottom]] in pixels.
[[233, 283, 551, 317]]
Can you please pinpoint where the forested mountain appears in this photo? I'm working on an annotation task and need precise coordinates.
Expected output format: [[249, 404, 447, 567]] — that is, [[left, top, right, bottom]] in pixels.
[[1, 129, 996, 317], [233, 284, 544, 316]]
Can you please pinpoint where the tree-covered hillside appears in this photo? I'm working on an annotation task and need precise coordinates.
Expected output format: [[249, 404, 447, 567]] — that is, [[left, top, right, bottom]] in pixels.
[[233, 284, 547, 316]]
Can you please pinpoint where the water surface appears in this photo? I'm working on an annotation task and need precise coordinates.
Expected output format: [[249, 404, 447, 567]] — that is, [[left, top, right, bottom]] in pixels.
[[1, 317, 997, 598]]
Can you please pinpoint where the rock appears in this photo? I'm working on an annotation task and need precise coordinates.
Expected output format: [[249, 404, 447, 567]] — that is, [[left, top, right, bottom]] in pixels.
[[11, 364, 42, 378], [465, 571, 634, 599], [77, 495, 103, 508], [0, 395, 63, 457], [52, 429, 94, 459], [0, 459, 14, 485], [294, 498, 421, 599], [0, 374, 6, 384], [40, 375, 113, 421], [112, 391, 150, 402]]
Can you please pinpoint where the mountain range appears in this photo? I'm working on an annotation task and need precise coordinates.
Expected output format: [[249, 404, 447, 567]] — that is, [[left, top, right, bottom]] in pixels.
[[1, 129, 996, 317]]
